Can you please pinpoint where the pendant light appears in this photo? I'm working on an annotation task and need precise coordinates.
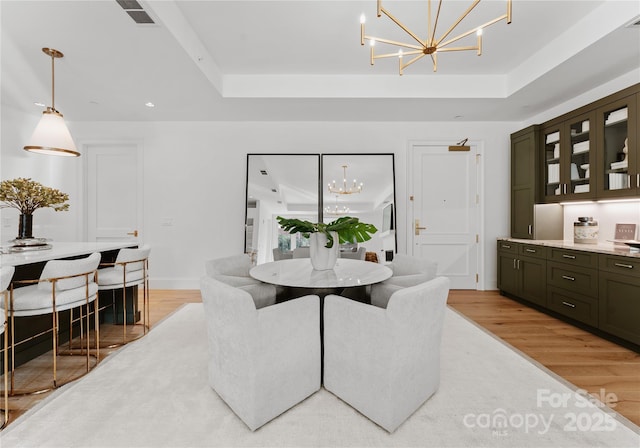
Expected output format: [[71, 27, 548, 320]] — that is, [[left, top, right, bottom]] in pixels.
[[24, 48, 79, 157]]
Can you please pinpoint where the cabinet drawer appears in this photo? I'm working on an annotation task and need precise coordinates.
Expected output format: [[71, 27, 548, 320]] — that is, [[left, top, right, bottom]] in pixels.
[[547, 262, 598, 298], [519, 244, 546, 260], [599, 254, 640, 278], [548, 247, 598, 269], [497, 240, 518, 255], [548, 286, 598, 327]]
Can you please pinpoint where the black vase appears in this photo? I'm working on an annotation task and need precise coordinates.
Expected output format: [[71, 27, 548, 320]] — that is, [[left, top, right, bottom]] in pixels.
[[18, 214, 34, 239]]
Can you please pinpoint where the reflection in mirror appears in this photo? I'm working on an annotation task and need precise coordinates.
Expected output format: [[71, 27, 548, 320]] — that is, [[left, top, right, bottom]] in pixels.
[[245, 154, 320, 265], [322, 154, 396, 262]]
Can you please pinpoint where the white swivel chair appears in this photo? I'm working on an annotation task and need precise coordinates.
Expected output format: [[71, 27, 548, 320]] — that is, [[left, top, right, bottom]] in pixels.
[[200, 276, 321, 431], [7, 253, 101, 394], [97, 245, 151, 346], [370, 254, 437, 308], [0, 266, 14, 428], [324, 276, 450, 433], [205, 254, 276, 309]]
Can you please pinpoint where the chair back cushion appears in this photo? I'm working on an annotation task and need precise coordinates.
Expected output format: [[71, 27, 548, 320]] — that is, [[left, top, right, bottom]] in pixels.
[[38, 252, 101, 291], [292, 247, 310, 258], [115, 245, 151, 273], [205, 254, 252, 278], [390, 253, 436, 277]]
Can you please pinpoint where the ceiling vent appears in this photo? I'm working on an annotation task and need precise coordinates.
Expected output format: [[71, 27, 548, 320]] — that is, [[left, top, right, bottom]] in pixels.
[[116, 0, 155, 25], [260, 170, 268, 175]]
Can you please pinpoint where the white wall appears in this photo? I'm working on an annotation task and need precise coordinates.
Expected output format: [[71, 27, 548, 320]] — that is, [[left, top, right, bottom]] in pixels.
[[1, 117, 514, 289]]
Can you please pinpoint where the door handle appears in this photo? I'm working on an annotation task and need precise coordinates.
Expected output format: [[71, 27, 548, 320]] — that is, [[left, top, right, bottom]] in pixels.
[[415, 219, 426, 236], [127, 230, 139, 237]]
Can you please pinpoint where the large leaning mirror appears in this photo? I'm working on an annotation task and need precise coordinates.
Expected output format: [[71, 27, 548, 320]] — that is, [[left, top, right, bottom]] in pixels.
[[322, 153, 396, 262], [245, 154, 320, 265], [245, 153, 396, 265]]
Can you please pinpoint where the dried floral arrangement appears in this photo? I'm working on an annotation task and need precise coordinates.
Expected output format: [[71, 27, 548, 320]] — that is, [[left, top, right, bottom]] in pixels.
[[0, 177, 69, 214]]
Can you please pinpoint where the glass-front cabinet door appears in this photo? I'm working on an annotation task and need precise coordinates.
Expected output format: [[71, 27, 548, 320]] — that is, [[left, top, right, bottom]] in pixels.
[[596, 95, 638, 198], [542, 113, 595, 202], [542, 123, 563, 201], [565, 112, 594, 198]]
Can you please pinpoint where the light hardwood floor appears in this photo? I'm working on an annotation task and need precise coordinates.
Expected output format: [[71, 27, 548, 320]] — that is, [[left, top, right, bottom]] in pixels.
[[3, 289, 639, 428]]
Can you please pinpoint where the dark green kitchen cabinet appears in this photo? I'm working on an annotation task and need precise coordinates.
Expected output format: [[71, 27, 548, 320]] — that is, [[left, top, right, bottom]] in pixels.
[[497, 240, 547, 307], [510, 126, 539, 239], [598, 254, 640, 345]]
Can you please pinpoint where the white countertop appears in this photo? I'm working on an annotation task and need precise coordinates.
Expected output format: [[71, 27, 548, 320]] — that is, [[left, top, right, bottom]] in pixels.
[[250, 258, 392, 288], [0, 241, 135, 266], [499, 238, 640, 259]]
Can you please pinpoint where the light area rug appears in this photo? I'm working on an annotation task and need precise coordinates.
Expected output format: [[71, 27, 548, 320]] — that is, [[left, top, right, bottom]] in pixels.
[[2, 303, 638, 448]]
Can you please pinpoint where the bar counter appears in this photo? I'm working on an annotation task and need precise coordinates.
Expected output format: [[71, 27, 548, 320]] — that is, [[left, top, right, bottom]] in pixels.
[[1, 241, 137, 368]]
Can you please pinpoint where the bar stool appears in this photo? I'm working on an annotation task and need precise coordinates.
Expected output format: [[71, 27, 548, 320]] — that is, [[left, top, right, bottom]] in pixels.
[[97, 245, 150, 346], [0, 266, 14, 429], [7, 252, 101, 395]]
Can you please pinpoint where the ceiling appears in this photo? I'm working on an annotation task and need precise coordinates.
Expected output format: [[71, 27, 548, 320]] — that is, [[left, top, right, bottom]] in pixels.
[[1, 0, 639, 122]]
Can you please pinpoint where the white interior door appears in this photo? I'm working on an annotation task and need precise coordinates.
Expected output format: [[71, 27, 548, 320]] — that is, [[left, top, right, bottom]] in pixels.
[[85, 143, 143, 242], [410, 142, 479, 289]]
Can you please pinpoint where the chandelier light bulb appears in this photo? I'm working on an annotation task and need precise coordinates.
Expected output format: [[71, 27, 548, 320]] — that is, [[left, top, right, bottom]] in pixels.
[[360, 14, 366, 24], [476, 28, 483, 36]]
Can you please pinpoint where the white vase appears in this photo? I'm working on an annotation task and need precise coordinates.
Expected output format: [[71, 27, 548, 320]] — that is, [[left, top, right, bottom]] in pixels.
[[309, 231, 339, 270]]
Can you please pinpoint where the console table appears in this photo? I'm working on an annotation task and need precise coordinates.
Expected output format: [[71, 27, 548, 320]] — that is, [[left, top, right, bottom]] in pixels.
[[1, 241, 137, 367]]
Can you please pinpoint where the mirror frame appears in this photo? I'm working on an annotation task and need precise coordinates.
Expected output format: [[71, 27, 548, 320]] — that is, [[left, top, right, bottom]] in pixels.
[[321, 153, 397, 255], [244, 153, 321, 260], [245, 153, 397, 262]]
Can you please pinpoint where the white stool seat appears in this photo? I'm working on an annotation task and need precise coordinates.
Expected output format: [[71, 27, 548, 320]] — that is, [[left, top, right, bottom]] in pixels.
[[9, 283, 98, 317], [97, 268, 145, 288]]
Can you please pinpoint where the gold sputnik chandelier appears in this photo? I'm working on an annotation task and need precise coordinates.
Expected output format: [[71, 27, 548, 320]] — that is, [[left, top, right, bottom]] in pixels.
[[328, 165, 363, 195], [360, 0, 512, 74]]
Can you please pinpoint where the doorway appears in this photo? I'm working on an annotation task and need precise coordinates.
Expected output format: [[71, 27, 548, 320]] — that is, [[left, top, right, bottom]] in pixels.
[[84, 142, 143, 242], [409, 142, 481, 289]]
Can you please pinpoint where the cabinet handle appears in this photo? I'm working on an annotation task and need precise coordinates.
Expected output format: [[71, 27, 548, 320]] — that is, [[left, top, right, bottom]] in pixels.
[[614, 262, 634, 269], [528, 225, 532, 235], [513, 258, 517, 269], [517, 259, 521, 270], [562, 275, 576, 281], [502, 244, 511, 249], [562, 254, 576, 259], [562, 301, 576, 308], [525, 248, 536, 253]]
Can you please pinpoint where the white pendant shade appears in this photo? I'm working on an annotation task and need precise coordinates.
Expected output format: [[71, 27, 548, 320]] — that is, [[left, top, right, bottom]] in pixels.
[[24, 109, 79, 157]]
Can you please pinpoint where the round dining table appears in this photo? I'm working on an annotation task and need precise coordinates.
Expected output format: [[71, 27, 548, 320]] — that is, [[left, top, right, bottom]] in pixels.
[[249, 258, 392, 291]]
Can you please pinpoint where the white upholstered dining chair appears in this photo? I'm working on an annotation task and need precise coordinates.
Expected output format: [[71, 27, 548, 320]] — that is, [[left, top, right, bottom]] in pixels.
[[205, 254, 276, 309], [370, 253, 437, 308], [323, 276, 450, 433], [200, 276, 321, 431]]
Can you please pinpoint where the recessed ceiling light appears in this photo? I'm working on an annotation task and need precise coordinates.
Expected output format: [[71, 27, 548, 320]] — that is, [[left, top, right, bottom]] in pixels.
[[145, 102, 155, 108], [34, 102, 46, 107]]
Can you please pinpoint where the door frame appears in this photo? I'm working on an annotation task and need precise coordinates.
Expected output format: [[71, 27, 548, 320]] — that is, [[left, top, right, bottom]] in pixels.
[[81, 140, 144, 242], [406, 140, 486, 290]]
